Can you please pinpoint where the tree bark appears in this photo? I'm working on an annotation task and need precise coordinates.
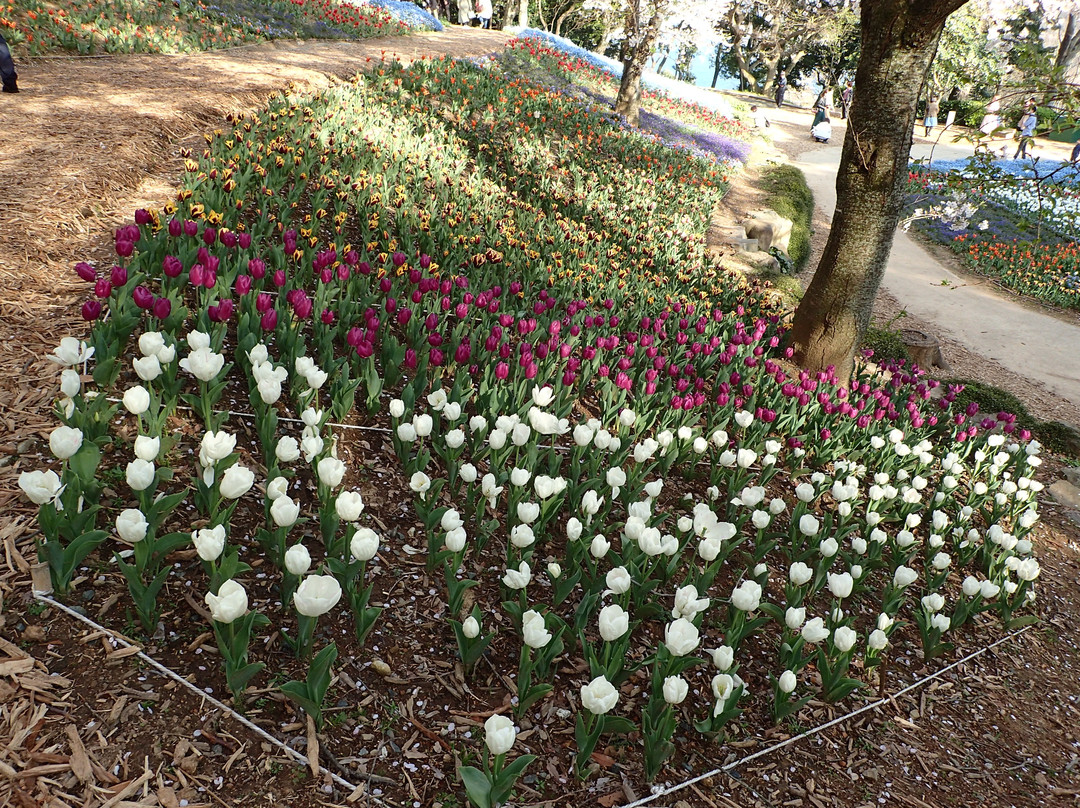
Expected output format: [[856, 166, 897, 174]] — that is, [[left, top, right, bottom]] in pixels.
[[614, 54, 647, 125], [789, 0, 968, 382], [711, 41, 724, 88], [1056, 12, 1080, 83], [518, 0, 529, 28]]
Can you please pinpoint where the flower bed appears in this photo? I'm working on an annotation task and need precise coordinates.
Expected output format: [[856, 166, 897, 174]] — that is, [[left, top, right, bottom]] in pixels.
[[2, 0, 431, 56], [18, 48, 1044, 803], [906, 161, 1080, 310]]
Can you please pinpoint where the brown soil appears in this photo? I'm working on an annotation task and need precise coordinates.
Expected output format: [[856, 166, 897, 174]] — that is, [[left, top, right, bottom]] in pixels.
[[1, 40, 1080, 808]]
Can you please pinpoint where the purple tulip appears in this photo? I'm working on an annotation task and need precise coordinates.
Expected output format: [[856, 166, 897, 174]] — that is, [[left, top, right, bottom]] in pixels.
[[115, 239, 134, 258], [134, 209, 152, 225], [256, 292, 273, 313], [239, 232, 251, 249], [392, 251, 406, 267], [221, 230, 237, 248], [321, 309, 335, 325], [273, 270, 286, 288], [356, 341, 374, 358], [189, 264, 206, 287], [163, 255, 183, 278], [397, 308, 412, 326], [357, 261, 371, 275], [345, 250, 359, 266], [75, 262, 97, 282], [419, 254, 431, 269], [202, 227, 217, 246], [404, 349, 417, 369], [94, 278, 112, 298], [293, 296, 313, 320], [110, 266, 128, 287], [133, 285, 153, 309], [430, 348, 444, 367], [184, 220, 198, 237], [168, 218, 182, 237], [81, 300, 102, 320], [248, 258, 266, 279], [261, 309, 278, 331], [235, 275, 252, 296], [152, 297, 171, 319]]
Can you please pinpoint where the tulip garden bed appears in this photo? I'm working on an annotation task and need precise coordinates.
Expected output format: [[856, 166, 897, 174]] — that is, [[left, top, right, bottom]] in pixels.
[[905, 163, 1080, 311], [2, 0, 437, 56], [7, 38, 1076, 808]]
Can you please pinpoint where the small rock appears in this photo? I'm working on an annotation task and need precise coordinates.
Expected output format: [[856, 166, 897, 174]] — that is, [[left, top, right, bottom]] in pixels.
[[211, 744, 223, 755], [370, 658, 391, 676], [23, 625, 47, 642], [1064, 467, 1080, 488], [1064, 510, 1080, 528], [82, 589, 95, 602], [17, 439, 34, 454], [70, 606, 88, 617], [0, 455, 13, 468], [1049, 480, 1080, 511]]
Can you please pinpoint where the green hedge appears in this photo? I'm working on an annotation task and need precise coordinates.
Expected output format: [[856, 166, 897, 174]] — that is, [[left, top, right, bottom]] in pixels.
[[759, 164, 813, 272]]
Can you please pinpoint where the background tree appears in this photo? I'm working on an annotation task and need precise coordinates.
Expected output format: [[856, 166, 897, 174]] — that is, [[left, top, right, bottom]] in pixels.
[[789, 0, 970, 379], [612, 0, 669, 125]]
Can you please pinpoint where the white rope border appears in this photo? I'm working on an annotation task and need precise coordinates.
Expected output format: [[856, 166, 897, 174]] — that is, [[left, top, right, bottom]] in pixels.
[[622, 623, 1035, 807], [33, 592, 397, 803]]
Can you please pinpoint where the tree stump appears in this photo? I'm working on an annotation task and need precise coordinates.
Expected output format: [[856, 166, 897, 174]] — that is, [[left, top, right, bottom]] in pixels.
[[901, 328, 950, 371]]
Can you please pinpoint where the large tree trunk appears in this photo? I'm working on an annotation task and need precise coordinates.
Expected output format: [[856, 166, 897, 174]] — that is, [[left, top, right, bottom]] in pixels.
[[789, 0, 968, 381], [518, 0, 529, 28], [1056, 12, 1080, 83], [711, 41, 724, 88], [614, 54, 647, 126]]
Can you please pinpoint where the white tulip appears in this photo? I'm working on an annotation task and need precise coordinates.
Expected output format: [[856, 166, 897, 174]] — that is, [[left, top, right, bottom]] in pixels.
[[445, 526, 467, 553], [285, 543, 312, 576], [276, 436, 301, 463], [522, 609, 552, 648], [336, 491, 365, 522], [351, 528, 380, 561], [59, 369, 82, 398], [789, 562, 813, 586], [590, 534, 610, 558], [778, 670, 797, 694], [180, 347, 225, 382], [266, 476, 289, 500], [459, 463, 478, 483], [664, 618, 700, 656], [220, 464, 255, 499], [49, 426, 83, 460], [191, 524, 225, 561], [730, 580, 762, 612], [785, 606, 806, 631], [270, 495, 300, 527], [502, 561, 531, 589], [116, 509, 148, 543], [868, 629, 889, 650], [409, 472, 432, 499], [801, 617, 829, 644], [510, 524, 535, 549], [605, 567, 631, 595], [484, 714, 516, 756], [389, 399, 405, 419], [580, 676, 618, 714], [316, 456, 346, 489], [122, 385, 150, 415], [893, 566, 918, 588], [598, 604, 629, 642], [293, 574, 342, 617], [205, 580, 248, 624], [663, 675, 689, 704], [133, 355, 162, 382], [133, 435, 160, 462], [833, 626, 857, 653], [462, 615, 480, 638], [126, 459, 155, 491], [828, 572, 854, 599], [711, 645, 734, 670], [413, 413, 433, 438]]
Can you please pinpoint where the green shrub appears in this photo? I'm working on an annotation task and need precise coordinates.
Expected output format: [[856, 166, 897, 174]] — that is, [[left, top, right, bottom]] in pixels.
[[860, 327, 911, 365], [940, 378, 1035, 426], [759, 164, 813, 272], [1033, 421, 1080, 458], [939, 99, 987, 129]]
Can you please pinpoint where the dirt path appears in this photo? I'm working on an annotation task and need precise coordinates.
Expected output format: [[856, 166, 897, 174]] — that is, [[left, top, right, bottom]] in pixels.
[[0, 30, 510, 485]]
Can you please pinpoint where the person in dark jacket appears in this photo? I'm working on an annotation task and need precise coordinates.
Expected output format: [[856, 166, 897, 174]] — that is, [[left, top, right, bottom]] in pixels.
[[841, 82, 853, 119], [0, 33, 18, 93], [812, 88, 830, 127], [774, 71, 787, 108]]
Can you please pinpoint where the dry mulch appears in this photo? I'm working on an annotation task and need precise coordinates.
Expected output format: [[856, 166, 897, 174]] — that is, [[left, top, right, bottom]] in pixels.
[[1, 43, 1079, 808]]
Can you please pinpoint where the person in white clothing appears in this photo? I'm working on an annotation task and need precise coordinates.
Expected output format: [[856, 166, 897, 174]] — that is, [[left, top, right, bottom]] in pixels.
[[811, 117, 832, 143], [476, 0, 492, 27]]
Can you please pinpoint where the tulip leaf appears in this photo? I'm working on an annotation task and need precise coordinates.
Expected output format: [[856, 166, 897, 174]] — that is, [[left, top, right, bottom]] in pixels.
[[68, 444, 101, 485], [490, 754, 536, 805], [457, 765, 492, 808], [599, 715, 637, 735]]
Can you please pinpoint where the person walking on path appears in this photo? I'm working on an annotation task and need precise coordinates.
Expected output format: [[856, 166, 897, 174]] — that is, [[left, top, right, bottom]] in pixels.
[[475, 0, 492, 27], [841, 82, 853, 119], [1014, 101, 1037, 159], [774, 71, 787, 108], [0, 33, 18, 93], [923, 96, 939, 137], [979, 95, 1002, 137]]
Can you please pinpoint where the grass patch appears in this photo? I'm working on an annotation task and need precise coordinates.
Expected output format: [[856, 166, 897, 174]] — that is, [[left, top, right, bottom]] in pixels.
[[941, 378, 1035, 426], [759, 164, 813, 271], [861, 326, 911, 365]]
